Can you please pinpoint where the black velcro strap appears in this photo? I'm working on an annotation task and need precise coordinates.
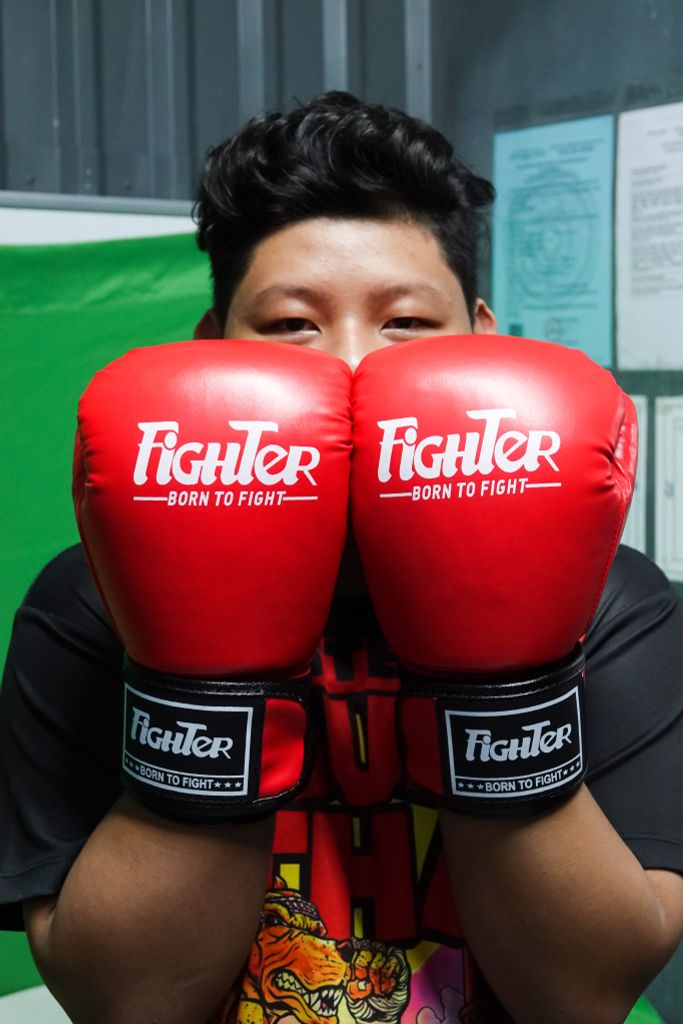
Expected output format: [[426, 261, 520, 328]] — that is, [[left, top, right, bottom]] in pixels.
[[121, 656, 313, 824], [400, 646, 586, 814]]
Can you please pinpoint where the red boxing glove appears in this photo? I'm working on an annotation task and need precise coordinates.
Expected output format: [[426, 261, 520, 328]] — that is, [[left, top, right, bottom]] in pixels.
[[74, 340, 352, 822], [351, 334, 637, 813]]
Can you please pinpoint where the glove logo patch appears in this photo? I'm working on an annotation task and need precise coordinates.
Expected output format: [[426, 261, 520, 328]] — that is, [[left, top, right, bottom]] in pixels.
[[123, 683, 254, 797], [375, 410, 561, 503], [131, 419, 320, 509], [444, 686, 583, 799]]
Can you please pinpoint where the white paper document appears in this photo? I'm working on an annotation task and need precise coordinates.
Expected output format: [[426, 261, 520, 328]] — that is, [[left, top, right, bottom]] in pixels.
[[655, 396, 683, 580], [616, 103, 683, 368], [620, 395, 648, 554]]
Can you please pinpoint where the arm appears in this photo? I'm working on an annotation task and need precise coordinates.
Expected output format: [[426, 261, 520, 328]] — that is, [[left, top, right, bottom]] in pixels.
[[350, 337, 681, 1021], [441, 787, 683, 1024], [31, 341, 351, 1022], [442, 551, 683, 1023], [24, 793, 274, 1024]]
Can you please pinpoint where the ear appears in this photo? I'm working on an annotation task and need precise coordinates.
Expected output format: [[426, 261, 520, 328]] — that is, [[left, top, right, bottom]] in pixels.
[[472, 298, 498, 335], [193, 309, 224, 340]]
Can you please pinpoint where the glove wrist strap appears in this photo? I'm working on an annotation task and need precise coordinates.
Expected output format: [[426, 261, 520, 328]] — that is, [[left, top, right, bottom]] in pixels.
[[399, 645, 586, 814], [121, 656, 313, 823]]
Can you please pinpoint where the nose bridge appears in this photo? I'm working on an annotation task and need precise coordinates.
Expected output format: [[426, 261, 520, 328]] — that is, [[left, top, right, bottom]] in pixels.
[[326, 317, 376, 370]]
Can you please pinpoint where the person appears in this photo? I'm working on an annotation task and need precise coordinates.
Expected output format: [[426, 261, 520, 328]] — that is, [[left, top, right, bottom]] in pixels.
[[1, 91, 683, 1024]]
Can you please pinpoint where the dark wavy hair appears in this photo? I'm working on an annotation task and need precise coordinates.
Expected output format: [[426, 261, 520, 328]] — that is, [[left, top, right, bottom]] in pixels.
[[194, 91, 494, 325]]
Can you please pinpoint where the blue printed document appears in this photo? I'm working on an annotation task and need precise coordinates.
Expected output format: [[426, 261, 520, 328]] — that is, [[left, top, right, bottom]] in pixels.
[[493, 116, 614, 366]]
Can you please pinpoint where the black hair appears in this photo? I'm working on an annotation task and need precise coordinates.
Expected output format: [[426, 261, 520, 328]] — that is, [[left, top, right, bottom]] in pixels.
[[194, 91, 494, 325]]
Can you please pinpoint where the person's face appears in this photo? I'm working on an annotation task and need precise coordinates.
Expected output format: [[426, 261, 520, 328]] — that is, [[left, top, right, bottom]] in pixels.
[[195, 217, 497, 368]]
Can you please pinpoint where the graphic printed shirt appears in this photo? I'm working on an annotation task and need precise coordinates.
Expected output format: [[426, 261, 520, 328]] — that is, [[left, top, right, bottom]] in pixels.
[[209, 596, 510, 1023], [1, 544, 683, 1024]]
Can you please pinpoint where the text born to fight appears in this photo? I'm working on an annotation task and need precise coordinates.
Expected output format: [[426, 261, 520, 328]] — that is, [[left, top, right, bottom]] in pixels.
[[479, 767, 575, 794], [406, 477, 532, 502], [146, 488, 291, 507], [131, 765, 224, 790]]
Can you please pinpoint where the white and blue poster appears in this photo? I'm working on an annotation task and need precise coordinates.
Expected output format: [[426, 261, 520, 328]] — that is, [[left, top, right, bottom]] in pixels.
[[493, 116, 614, 366]]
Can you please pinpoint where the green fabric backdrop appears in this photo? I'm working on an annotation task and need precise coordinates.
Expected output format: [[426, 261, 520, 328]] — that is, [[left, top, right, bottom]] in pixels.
[[0, 234, 666, 1021], [0, 232, 210, 998]]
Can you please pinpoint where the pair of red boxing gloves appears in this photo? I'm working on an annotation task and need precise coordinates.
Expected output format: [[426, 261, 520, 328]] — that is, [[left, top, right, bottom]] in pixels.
[[73, 335, 637, 823]]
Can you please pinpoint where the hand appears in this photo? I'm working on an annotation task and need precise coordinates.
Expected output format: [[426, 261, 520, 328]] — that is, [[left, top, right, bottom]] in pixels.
[[351, 333, 637, 814], [74, 339, 353, 822]]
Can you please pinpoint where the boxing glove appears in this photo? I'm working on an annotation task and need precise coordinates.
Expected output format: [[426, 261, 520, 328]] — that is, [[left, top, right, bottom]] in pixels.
[[74, 339, 352, 822], [351, 334, 637, 813]]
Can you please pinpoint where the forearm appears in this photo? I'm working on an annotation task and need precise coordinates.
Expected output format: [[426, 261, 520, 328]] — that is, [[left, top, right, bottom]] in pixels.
[[441, 785, 679, 1024], [25, 793, 274, 1024]]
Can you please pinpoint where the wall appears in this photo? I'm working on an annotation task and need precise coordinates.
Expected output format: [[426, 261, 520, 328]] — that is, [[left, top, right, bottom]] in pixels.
[[1, 1, 682, 1019]]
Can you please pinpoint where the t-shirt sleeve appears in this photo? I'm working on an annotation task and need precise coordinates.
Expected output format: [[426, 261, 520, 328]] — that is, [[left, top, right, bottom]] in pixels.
[[584, 545, 683, 873], [0, 545, 123, 930]]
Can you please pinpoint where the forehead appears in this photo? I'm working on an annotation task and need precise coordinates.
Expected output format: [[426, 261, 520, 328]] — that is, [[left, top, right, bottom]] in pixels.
[[238, 216, 460, 294]]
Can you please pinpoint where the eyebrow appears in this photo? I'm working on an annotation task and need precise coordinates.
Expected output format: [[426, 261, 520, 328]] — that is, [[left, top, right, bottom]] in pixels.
[[250, 282, 450, 305]]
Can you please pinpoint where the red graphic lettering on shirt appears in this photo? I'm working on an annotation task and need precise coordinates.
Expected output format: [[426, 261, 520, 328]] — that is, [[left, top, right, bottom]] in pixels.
[[273, 807, 417, 942], [313, 636, 402, 806], [268, 630, 463, 951]]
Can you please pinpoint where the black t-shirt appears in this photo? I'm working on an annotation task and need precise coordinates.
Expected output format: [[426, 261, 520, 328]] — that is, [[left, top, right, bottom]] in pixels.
[[1, 541, 683, 952]]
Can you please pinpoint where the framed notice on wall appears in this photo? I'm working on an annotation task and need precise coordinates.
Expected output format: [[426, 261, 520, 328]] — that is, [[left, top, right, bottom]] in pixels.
[[616, 102, 683, 370], [493, 116, 614, 366]]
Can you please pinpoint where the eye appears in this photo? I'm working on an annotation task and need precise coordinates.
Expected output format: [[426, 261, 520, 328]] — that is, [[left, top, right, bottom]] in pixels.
[[383, 316, 437, 334], [385, 317, 422, 329], [265, 318, 319, 334], [262, 912, 286, 928]]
